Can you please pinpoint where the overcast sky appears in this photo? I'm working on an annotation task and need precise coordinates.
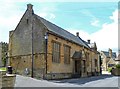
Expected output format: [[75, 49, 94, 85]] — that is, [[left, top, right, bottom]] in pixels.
[[0, 0, 119, 54]]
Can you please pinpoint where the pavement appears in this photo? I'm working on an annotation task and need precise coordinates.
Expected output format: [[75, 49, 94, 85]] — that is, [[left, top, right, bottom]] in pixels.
[[14, 73, 120, 87], [102, 71, 111, 75]]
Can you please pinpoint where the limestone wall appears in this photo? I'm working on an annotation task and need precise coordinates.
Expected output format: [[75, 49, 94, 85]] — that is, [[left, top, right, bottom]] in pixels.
[[10, 53, 46, 79], [111, 68, 120, 76], [9, 9, 47, 57], [0, 71, 16, 88], [47, 33, 92, 78]]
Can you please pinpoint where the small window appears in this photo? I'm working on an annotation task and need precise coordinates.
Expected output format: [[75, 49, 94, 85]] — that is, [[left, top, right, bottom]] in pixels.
[[27, 19, 29, 24], [83, 60, 86, 73], [86, 53, 89, 66], [95, 59, 97, 67], [52, 41, 60, 63], [108, 64, 115, 67], [64, 45, 70, 64]]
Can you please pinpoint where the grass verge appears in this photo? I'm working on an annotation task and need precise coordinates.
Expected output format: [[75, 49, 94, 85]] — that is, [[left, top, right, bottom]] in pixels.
[[0, 67, 6, 71]]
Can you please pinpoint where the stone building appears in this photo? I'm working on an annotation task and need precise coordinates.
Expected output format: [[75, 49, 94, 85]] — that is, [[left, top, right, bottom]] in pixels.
[[8, 4, 101, 79], [100, 48, 117, 71], [0, 42, 8, 67]]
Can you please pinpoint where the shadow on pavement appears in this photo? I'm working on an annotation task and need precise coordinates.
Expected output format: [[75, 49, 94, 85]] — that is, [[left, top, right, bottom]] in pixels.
[[50, 74, 114, 85]]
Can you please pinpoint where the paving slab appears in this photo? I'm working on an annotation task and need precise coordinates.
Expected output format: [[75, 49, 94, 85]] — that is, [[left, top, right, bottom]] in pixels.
[[14, 74, 119, 87]]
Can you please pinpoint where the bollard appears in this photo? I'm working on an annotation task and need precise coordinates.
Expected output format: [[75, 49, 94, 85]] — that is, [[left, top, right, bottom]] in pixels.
[[7, 66, 13, 74]]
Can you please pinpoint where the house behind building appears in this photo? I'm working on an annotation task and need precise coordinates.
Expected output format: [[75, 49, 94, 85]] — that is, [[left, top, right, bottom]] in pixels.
[[100, 48, 117, 71]]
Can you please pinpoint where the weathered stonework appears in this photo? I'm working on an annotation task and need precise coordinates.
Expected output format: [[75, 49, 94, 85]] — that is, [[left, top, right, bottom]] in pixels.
[[9, 4, 101, 79], [10, 53, 46, 78], [0, 71, 16, 88], [46, 33, 94, 79], [111, 68, 120, 76], [46, 73, 72, 80]]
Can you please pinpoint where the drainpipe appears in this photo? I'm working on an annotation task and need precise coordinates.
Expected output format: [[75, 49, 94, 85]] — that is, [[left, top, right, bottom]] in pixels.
[[91, 52, 92, 76], [31, 20, 34, 78]]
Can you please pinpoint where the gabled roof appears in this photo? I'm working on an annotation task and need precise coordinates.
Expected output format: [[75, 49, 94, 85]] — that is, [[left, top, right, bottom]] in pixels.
[[34, 14, 89, 49], [102, 51, 116, 59]]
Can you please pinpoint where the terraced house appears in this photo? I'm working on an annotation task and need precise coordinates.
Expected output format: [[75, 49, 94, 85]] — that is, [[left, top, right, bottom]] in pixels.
[[8, 4, 101, 79]]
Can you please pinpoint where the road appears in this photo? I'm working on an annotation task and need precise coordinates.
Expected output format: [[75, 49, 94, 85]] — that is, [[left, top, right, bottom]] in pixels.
[[14, 74, 119, 87]]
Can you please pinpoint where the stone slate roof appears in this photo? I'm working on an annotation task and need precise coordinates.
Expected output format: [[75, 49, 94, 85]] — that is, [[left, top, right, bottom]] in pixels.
[[102, 51, 116, 59], [35, 14, 90, 49]]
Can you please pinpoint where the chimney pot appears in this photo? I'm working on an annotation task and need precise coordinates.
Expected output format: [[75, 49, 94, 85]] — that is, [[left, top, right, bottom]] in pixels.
[[27, 4, 33, 10], [76, 32, 79, 37], [87, 40, 90, 44], [109, 48, 112, 58]]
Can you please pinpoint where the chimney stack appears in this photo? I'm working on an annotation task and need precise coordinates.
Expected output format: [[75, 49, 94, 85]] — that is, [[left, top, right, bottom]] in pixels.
[[109, 48, 112, 58], [27, 4, 33, 11], [87, 40, 90, 44], [76, 32, 79, 37], [9, 30, 14, 37]]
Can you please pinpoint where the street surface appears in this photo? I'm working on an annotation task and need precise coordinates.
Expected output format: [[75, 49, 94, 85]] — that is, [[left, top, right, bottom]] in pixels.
[[14, 74, 119, 87]]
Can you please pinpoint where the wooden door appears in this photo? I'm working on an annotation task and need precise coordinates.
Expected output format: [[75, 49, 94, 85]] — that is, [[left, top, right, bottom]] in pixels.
[[75, 60, 81, 75]]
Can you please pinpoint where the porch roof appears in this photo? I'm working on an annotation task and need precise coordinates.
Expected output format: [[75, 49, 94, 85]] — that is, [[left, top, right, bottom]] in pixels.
[[72, 51, 82, 60]]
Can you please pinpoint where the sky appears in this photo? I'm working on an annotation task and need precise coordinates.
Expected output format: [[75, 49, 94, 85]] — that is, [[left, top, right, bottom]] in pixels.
[[0, 0, 119, 54]]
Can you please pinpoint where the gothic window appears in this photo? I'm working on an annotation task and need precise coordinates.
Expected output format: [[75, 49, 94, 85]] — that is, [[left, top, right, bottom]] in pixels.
[[83, 60, 86, 73]]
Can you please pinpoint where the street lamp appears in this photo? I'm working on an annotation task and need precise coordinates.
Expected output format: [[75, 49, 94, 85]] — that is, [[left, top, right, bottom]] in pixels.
[[45, 33, 48, 40], [45, 32, 48, 75]]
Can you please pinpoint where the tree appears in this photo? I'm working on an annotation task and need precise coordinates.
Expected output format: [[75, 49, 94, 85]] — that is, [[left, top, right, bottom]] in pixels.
[[1, 42, 8, 67], [2, 52, 7, 67]]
